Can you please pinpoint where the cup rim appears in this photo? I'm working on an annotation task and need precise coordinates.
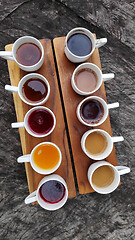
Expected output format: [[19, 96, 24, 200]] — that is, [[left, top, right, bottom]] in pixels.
[[24, 106, 56, 137], [36, 174, 68, 210], [77, 96, 108, 127], [18, 73, 50, 106], [88, 161, 120, 194], [65, 27, 96, 59], [12, 36, 44, 70], [30, 142, 62, 175], [71, 62, 102, 95], [81, 129, 113, 160]]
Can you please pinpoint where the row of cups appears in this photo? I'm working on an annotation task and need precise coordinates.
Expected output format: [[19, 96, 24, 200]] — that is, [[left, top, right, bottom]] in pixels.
[[1, 27, 130, 210], [1, 36, 69, 210]]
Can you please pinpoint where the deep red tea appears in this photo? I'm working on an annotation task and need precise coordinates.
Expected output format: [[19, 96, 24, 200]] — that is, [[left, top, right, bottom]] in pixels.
[[28, 109, 54, 134], [39, 180, 65, 204], [22, 78, 48, 103], [16, 43, 41, 66]]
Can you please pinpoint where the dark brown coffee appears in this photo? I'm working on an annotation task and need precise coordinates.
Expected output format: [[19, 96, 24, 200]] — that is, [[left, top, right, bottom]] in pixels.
[[80, 99, 104, 124], [16, 43, 41, 66]]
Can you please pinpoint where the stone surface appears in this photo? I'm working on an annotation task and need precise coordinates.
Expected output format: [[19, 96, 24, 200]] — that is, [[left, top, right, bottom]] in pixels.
[[0, 0, 135, 239]]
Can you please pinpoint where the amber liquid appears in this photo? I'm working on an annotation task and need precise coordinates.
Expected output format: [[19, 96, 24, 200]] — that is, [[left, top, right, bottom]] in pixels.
[[16, 43, 41, 66], [85, 131, 107, 155], [75, 69, 98, 92], [33, 144, 60, 170], [22, 78, 48, 103], [92, 166, 115, 188]]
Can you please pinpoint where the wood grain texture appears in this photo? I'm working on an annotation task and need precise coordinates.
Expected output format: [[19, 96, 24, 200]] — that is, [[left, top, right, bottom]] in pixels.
[[53, 36, 119, 194], [5, 39, 76, 200]]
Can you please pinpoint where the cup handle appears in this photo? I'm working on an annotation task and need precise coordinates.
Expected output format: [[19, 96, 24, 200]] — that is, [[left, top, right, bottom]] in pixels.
[[25, 190, 37, 204], [17, 154, 31, 163], [115, 166, 130, 175], [95, 38, 107, 48], [5, 85, 18, 93], [112, 136, 124, 143], [11, 122, 25, 128], [107, 102, 119, 109], [0, 51, 14, 61], [102, 73, 115, 82]]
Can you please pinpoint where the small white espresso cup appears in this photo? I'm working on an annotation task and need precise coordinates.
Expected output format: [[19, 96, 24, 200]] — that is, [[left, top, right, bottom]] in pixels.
[[77, 96, 119, 127], [5, 73, 50, 106], [88, 161, 130, 194], [0, 36, 44, 71], [25, 174, 68, 210], [71, 63, 114, 95], [81, 129, 124, 160], [65, 27, 107, 63], [17, 142, 62, 174], [11, 106, 56, 137]]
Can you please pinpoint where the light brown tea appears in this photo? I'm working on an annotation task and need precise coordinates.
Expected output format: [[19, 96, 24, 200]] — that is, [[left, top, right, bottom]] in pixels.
[[16, 43, 41, 66], [75, 68, 98, 92], [92, 165, 115, 188], [85, 131, 107, 155]]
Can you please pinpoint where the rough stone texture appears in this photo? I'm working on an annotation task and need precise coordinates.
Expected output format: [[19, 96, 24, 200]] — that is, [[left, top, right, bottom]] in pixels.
[[0, 0, 135, 239]]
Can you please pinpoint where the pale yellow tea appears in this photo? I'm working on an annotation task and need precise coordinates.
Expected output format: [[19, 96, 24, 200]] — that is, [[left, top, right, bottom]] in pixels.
[[85, 131, 107, 155], [92, 165, 115, 188]]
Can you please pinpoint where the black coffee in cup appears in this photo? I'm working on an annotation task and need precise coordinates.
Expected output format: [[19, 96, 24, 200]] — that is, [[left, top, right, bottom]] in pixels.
[[80, 99, 104, 124], [67, 33, 92, 57]]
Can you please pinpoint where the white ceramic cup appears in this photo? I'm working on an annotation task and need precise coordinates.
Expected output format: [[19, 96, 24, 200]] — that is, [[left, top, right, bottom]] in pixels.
[[71, 63, 114, 95], [17, 142, 62, 174], [77, 96, 119, 127], [11, 106, 56, 137], [81, 129, 124, 160], [25, 174, 68, 210], [5, 73, 50, 106], [65, 27, 107, 63], [88, 161, 130, 194], [0, 36, 44, 71]]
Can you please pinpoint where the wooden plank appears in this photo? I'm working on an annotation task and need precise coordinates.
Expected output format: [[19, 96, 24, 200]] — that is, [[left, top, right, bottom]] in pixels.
[[53, 36, 118, 194], [5, 39, 76, 200]]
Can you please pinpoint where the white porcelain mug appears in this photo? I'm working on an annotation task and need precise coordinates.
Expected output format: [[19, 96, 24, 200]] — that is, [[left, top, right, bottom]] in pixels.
[[17, 142, 62, 174], [65, 27, 107, 63], [81, 129, 124, 160], [0, 36, 44, 71], [77, 96, 119, 127], [71, 63, 114, 95], [5, 73, 50, 106], [88, 161, 130, 194], [25, 174, 68, 210], [11, 106, 56, 137]]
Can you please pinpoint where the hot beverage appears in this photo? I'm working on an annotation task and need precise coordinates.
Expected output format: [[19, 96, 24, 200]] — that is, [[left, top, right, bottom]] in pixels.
[[80, 99, 104, 124], [67, 33, 92, 57], [33, 144, 60, 170], [22, 78, 48, 103], [16, 43, 41, 66], [85, 131, 107, 155], [75, 68, 98, 92], [92, 165, 115, 188], [39, 180, 66, 203], [28, 109, 54, 134]]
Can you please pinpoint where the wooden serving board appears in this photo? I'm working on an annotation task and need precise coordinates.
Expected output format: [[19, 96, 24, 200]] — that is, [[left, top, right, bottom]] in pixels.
[[5, 39, 76, 201], [53, 36, 118, 194]]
